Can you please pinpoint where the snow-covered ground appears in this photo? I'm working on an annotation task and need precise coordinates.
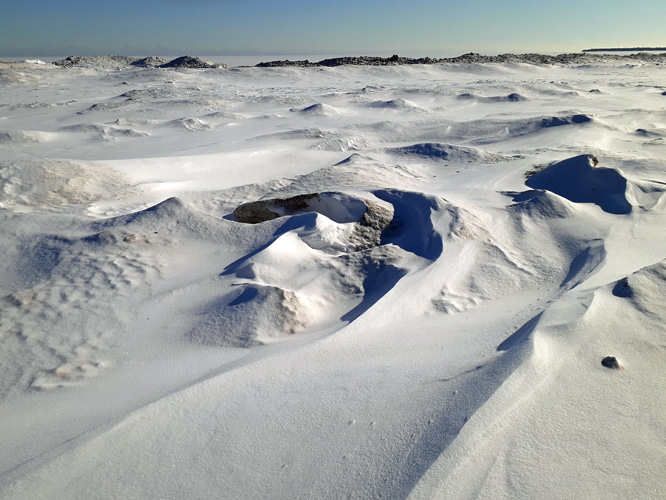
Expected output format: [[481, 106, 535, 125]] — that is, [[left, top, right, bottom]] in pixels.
[[1, 58, 665, 499]]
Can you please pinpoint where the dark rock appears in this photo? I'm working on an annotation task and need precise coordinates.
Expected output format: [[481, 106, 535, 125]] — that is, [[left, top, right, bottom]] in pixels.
[[506, 92, 528, 101], [232, 192, 394, 251], [255, 59, 317, 68], [233, 193, 317, 223], [601, 356, 622, 369], [612, 278, 634, 298]]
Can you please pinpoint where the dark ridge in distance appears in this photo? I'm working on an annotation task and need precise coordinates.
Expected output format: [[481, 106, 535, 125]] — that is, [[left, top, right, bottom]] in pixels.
[[256, 52, 666, 67], [11, 52, 666, 70], [583, 47, 666, 52], [51, 55, 226, 69]]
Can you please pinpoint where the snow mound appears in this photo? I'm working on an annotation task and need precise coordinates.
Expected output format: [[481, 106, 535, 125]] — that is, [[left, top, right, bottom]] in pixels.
[[234, 192, 394, 251], [429, 201, 553, 314], [458, 92, 528, 102], [386, 142, 511, 163], [165, 117, 212, 131], [265, 154, 424, 194], [212, 190, 446, 346], [159, 56, 223, 69], [59, 122, 148, 139], [612, 258, 666, 305], [508, 189, 580, 219], [189, 283, 307, 347], [310, 136, 370, 151], [77, 100, 136, 114], [110, 197, 236, 242], [292, 103, 341, 116], [368, 98, 425, 111], [431, 240, 540, 314], [526, 155, 633, 214], [252, 127, 333, 141]]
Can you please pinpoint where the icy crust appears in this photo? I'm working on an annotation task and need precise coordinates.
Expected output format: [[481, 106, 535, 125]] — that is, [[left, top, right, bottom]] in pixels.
[[0, 159, 136, 211]]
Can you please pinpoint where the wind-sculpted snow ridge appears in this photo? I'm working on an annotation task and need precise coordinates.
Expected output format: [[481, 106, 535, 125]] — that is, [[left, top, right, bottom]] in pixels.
[[457, 92, 528, 102], [411, 258, 666, 500], [59, 122, 150, 139], [526, 154, 666, 214], [290, 103, 342, 116], [386, 142, 514, 163], [190, 190, 441, 347], [368, 98, 426, 112], [345, 113, 599, 147]]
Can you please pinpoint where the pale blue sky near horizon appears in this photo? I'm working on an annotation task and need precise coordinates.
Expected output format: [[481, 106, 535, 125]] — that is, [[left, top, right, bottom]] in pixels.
[[1, 0, 664, 57]]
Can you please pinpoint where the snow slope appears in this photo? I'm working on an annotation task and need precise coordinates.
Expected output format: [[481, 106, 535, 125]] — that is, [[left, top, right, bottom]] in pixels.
[[1, 58, 665, 499]]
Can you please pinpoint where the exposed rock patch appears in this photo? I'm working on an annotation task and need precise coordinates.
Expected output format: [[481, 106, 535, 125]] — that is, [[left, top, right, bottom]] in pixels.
[[601, 356, 623, 369], [233, 192, 394, 251]]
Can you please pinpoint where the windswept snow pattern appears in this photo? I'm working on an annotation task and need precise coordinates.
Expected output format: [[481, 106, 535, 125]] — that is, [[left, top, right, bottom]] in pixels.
[[1, 59, 666, 500]]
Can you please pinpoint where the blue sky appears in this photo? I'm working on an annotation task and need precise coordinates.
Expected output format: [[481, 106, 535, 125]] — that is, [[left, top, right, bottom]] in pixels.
[[1, 0, 664, 57]]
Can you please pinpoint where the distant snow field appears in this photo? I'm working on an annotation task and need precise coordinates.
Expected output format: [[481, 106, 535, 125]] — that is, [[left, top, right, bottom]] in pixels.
[[1, 57, 665, 499]]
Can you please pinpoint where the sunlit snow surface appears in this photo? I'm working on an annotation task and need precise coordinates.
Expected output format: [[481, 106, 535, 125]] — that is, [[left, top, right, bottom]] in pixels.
[[1, 59, 665, 499]]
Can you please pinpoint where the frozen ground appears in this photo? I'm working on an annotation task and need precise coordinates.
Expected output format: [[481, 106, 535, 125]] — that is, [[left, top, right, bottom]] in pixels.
[[1, 57, 665, 499]]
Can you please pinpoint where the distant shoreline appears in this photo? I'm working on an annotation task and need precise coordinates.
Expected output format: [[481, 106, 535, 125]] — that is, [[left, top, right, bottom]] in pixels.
[[583, 47, 666, 52], [3, 51, 666, 69], [256, 52, 666, 67]]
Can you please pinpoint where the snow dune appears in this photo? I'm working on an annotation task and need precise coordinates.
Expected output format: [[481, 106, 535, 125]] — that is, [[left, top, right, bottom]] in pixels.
[[1, 58, 665, 499]]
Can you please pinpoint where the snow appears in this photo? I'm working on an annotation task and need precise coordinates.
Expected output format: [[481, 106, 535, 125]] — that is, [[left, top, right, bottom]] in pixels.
[[1, 57, 665, 499]]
